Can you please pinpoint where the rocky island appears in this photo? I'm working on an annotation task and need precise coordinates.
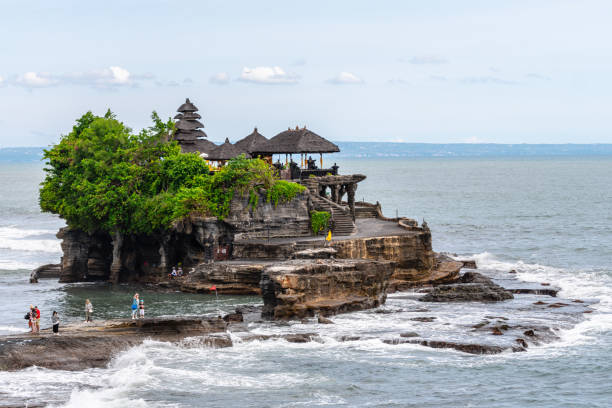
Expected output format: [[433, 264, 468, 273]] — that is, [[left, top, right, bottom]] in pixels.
[[3, 99, 593, 373]]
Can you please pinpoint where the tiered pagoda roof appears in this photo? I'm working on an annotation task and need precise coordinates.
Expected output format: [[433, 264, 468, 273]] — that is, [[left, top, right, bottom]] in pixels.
[[173, 98, 211, 152]]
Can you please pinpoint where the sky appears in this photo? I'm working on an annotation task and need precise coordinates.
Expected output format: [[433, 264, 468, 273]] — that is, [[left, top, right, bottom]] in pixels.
[[1, 0, 611, 146]]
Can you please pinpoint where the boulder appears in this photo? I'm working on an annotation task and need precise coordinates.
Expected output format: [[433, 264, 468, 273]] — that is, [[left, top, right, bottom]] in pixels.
[[260, 258, 393, 320], [419, 272, 513, 302], [30, 263, 61, 281]]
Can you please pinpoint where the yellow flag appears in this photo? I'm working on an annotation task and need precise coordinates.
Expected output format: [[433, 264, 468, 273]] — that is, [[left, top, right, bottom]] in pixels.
[[326, 230, 332, 241]]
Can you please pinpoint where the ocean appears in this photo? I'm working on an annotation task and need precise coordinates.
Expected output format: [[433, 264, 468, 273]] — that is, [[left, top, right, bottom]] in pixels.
[[0, 157, 611, 407]]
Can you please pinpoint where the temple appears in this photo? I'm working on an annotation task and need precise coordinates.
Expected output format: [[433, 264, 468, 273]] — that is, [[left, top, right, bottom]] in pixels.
[[172, 99, 360, 230], [47, 97, 466, 321]]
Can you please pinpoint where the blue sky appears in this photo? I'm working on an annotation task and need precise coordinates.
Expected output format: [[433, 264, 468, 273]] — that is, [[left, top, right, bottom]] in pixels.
[[1, 0, 611, 146]]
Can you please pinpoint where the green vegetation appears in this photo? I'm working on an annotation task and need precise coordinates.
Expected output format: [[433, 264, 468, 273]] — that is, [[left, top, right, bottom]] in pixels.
[[40, 111, 305, 238], [310, 210, 331, 235], [266, 180, 306, 207]]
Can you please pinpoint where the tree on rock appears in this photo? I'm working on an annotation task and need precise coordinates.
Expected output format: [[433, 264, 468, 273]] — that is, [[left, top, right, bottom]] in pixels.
[[40, 110, 179, 282]]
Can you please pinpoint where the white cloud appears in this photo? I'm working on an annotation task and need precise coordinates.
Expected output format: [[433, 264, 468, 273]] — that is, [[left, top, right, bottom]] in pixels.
[[401, 55, 448, 65], [107, 66, 130, 84], [12, 66, 151, 88], [16, 72, 58, 87], [209, 72, 230, 85], [62, 66, 134, 87], [327, 72, 364, 85], [238, 66, 298, 84], [0, 75, 4, 86]]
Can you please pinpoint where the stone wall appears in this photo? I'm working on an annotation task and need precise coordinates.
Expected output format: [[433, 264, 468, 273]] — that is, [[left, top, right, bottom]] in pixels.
[[226, 189, 311, 240]]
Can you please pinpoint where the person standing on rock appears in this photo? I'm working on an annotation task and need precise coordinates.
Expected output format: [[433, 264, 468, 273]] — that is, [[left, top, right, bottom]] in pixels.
[[26, 306, 34, 332], [51, 311, 60, 334], [34, 306, 41, 333], [139, 299, 145, 319], [85, 299, 93, 322], [131, 293, 139, 319]]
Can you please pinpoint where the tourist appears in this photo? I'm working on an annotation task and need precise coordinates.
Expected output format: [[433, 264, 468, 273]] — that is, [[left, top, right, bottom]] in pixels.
[[51, 311, 60, 334], [324, 230, 332, 247], [25, 306, 34, 332], [84, 299, 93, 322], [177, 265, 183, 277], [34, 306, 41, 333], [170, 267, 177, 279], [139, 299, 145, 319], [131, 293, 139, 319]]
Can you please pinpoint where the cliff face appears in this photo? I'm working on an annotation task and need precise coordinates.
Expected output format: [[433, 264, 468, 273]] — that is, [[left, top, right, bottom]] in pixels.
[[332, 233, 436, 286], [57, 190, 311, 283], [260, 259, 393, 319]]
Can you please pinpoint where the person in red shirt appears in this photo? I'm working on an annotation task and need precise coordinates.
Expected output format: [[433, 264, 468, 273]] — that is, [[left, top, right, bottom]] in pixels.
[[34, 306, 41, 333]]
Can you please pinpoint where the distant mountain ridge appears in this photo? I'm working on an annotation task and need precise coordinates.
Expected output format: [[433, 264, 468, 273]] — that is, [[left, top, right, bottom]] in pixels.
[[334, 142, 612, 158], [2, 143, 612, 163]]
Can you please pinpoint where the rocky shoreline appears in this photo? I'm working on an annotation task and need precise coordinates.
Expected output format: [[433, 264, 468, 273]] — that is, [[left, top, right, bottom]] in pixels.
[[3, 264, 594, 372]]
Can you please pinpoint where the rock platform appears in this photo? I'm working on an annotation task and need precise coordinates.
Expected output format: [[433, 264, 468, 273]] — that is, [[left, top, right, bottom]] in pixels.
[[0, 316, 229, 371]]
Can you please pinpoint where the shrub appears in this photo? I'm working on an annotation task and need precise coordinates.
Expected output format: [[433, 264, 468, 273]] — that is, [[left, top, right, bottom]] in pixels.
[[310, 211, 331, 235]]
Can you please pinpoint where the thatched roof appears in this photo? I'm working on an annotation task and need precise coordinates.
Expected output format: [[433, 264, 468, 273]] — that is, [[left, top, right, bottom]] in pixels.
[[179, 138, 217, 154], [207, 138, 250, 160], [177, 98, 198, 112], [234, 127, 268, 154], [190, 129, 208, 138], [176, 119, 205, 131], [252, 127, 339, 154], [182, 112, 201, 120]]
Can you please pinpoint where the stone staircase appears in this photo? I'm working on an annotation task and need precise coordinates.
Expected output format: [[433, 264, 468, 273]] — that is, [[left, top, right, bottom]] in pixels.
[[310, 195, 356, 236], [354, 205, 379, 219]]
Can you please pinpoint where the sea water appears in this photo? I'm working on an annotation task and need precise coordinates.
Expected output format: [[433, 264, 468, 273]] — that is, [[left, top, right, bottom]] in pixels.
[[0, 158, 611, 407]]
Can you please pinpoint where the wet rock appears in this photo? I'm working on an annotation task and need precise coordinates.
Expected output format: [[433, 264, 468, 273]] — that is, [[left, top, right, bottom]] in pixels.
[[523, 329, 536, 337], [572, 299, 585, 303], [31, 263, 62, 280], [472, 320, 490, 329], [515, 338, 528, 348], [533, 301, 547, 305], [222, 311, 244, 323], [458, 259, 477, 269], [508, 269, 517, 274], [0, 316, 228, 371], [408, 340, 506, 355], [547, 302, 570, 308], [420, 273, 513, 303], [410, 317, 436, 322], [541, 282, 550, 286], [509, 288, 558, 297], [318, 315, 334, 324], [374, 309, 397, 314], [400, 332, 420, 338], [283, 333, 318, 343], [491, 327, 504, 335], [337, 335, 361, 342]]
